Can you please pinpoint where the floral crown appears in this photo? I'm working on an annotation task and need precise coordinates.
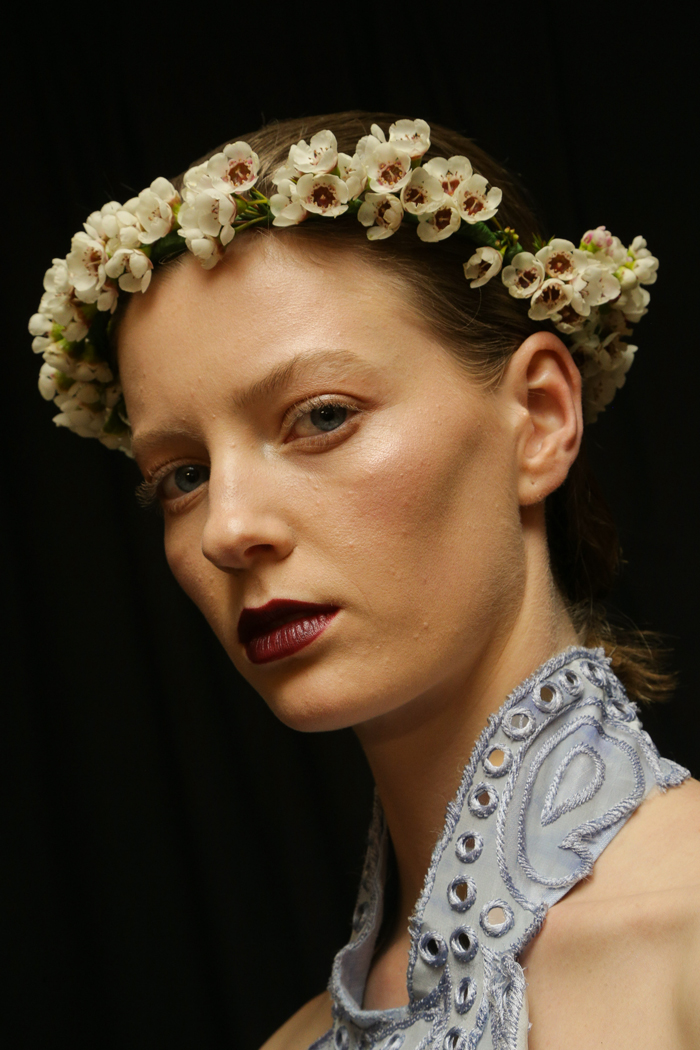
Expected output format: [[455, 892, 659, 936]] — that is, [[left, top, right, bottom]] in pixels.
[[29, 118, 658, 455]]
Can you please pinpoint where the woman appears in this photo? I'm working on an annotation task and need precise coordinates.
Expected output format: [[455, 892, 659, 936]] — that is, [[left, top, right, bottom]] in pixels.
[[30, 113, 700, 1049]]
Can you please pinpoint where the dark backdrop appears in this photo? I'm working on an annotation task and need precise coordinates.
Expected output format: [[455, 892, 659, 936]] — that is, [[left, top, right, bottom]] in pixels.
[[4, 10, 699, 1049]]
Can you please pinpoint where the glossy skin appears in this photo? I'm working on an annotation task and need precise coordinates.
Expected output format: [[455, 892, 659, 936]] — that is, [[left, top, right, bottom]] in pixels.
[[119, 234, 580, 738], [118, 235, 700, 1050]]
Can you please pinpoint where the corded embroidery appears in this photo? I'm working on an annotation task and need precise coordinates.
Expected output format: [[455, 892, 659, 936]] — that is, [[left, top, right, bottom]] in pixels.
[[320, 647, 689, 1050]]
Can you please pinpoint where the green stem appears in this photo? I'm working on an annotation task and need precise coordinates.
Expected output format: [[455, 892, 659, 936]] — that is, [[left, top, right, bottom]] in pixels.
[[233, 214, 272, 233]]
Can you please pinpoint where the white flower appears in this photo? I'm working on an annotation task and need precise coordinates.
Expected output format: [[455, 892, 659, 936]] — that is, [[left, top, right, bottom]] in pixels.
[[388, 118, 431, 159], [627, 236, 659, 285], [416, 202, 461, 242], [528, 278, 574, 320], [104, 247, 153, 292], [29, 310, 52, 336], [355, 125, 387, 164], [364, 142, 413, 194], [400, 168, 445, 215], [270, 180, 308, 227], [43, 256, 72, 297], [578, 333, 637, 423], [207, 142, 260, 193], [84, 201, 123, 240], [357, 193, 404, 240], [573, 264, 621, 308], [270, 151, 299, 188], [501, 253, 545, 298], [631, 255, 658, 284], [58, 380, 102, 406], [30, 326, 62, 356], [40, 346, 75, 378], [85, 201, 141, 252], [589, 233, 628, 271], [463, 247, 503, 288], [289, 131, 339, 175], [551, 301, 593, 334], [454, 175, 502, 224], [422, 156, 473, 198], [616, 284, 650, 323], [66, 231, 109, 302], [295, 174, 349, 217], [72, 359, 113, 383], [41, 251, 115, 320], [182, 162, 208, 189], [126, 179, 177, 244], [38, 274, 77, 329], [52, 405, 103, 437], [177, 230, 222, 268], [337, 152, 367, 198], [38, 361, 60, 400], [178, 179, 236, 244], [536, 239, 591, 282], [103, 382, 122, 409]]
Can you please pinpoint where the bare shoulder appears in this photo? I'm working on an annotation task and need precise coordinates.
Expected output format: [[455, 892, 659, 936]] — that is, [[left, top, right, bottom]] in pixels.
[[259, 990, 333, 1050], [521, 777, 700, 1050]]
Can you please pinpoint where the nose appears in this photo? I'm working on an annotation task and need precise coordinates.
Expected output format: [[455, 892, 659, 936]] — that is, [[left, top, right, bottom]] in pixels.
[[200, 466, 295, 573]]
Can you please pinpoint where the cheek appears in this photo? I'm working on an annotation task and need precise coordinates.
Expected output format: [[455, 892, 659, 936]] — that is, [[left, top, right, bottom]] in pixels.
[[164, 514, 223, 622], [320, 408, 520, 623]]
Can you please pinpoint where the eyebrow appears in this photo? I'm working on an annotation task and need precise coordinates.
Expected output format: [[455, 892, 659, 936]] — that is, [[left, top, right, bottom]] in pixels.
[[131, 348, 381, 461], [231, 348, 380, 410]]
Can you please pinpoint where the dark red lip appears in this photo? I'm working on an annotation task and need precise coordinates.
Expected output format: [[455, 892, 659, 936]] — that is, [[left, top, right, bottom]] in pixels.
[[238, 599, 340, 664]]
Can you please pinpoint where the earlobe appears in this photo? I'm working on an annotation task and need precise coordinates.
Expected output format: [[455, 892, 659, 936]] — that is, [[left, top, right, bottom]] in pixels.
[[506, 331, 583, 506]]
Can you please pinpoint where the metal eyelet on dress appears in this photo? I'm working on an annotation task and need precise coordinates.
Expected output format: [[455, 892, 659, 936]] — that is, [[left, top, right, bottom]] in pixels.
[[450, 925, 478, 963], [479, 900, 515, 937], [454, 976, 477, 1014], [455, 832, 483, 863], [503, 707, 535, 740], [533, 682, 562, 714], [447, 875, 477, 912], [468, 782, 498, 818], [443, 1025, 468, 1049], [483, 744, 513, 777], [335, 1025, 350, 1050], [418, 930, 448, 967]]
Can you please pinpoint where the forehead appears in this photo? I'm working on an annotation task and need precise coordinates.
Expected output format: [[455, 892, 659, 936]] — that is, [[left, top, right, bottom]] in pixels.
[[116, 234, 468, 450], [118, 233, 412, 372]]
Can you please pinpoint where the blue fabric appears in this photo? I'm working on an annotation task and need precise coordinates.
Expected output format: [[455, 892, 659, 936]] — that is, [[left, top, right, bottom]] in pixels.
[[314, 647, 689, 1050]]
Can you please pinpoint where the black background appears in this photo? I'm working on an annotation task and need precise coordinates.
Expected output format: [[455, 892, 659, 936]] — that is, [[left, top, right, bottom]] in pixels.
[[4, 9, 699, 1049]]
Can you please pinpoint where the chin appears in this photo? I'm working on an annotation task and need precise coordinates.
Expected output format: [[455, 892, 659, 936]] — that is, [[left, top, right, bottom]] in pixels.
[[235, 654, 394, 734]]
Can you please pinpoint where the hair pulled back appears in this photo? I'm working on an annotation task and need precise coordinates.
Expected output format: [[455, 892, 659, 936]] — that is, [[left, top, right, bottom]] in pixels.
[[174, 111, 673, 703]]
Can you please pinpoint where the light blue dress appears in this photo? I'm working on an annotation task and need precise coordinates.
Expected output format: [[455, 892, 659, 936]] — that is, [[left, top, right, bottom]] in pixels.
[[313, 647, 689, 1050]]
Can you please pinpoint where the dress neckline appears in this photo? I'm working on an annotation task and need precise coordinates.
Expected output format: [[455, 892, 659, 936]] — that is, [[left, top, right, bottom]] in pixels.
[[318, 646, 689, 1050]]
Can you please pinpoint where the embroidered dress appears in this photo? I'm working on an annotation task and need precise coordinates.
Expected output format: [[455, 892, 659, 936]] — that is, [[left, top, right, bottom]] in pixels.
[[315, 647, 689, 1050]]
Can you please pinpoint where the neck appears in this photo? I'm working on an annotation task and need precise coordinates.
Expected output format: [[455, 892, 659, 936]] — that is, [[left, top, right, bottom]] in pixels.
[[354, 516, 581, 958]]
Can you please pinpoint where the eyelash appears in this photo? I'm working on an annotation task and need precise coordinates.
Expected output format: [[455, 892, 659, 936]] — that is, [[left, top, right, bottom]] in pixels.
[[135, 394, 360, 510]]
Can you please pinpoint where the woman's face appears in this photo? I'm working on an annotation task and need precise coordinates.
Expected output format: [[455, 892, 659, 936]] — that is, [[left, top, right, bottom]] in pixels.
[[118, 236, 527, 732]]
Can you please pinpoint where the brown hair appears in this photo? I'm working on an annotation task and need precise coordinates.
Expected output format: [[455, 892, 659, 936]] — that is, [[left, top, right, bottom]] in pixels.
[[172, 111, 674, 703]]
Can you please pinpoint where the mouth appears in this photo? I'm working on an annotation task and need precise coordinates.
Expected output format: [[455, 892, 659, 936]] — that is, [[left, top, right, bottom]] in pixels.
[[237, 599, 340, 665]]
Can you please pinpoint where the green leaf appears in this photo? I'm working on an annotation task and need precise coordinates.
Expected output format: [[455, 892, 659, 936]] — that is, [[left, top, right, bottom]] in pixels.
[[151, 230, 187, 265], [457, 221, 498, 248]]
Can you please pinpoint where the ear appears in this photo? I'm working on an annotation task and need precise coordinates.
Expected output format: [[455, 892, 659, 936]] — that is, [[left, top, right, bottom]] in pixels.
[[502, 331, 583, 506]]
